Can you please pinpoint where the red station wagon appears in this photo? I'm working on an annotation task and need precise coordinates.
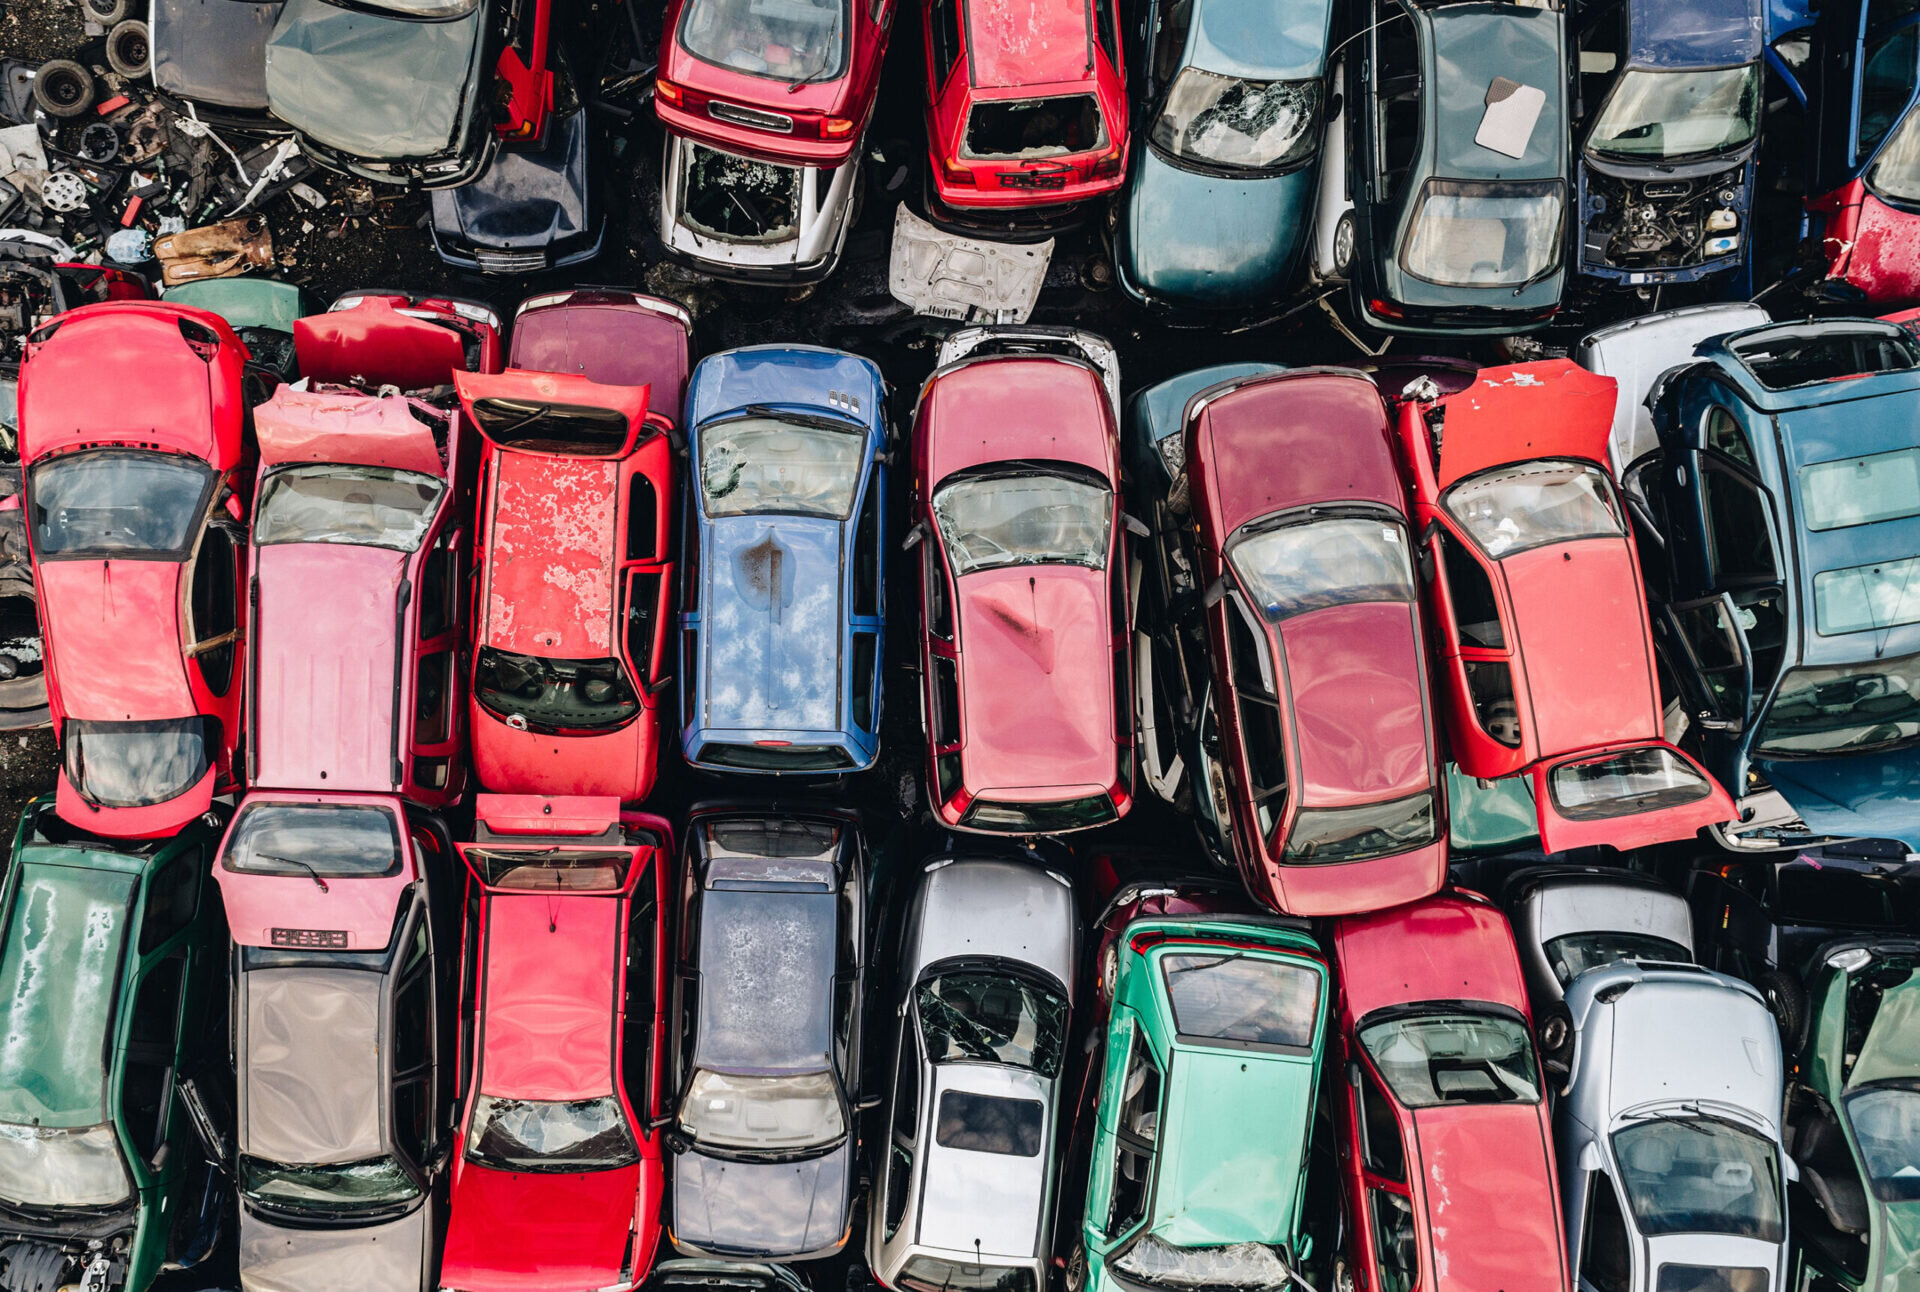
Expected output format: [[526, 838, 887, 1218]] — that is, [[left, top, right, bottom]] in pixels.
[[921, 0, 1129, 224], [1397, 360, 1735, 853], [912, 336, 1133, 833], [441, 794, 670, 1292], [1330, 892, 1571, 1292], [295, 291, 504, 387], [19, 301, 254, 837]]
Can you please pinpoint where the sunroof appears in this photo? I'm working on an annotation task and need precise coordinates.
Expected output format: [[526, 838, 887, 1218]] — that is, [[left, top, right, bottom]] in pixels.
[[1729, 322, 1920, 390]]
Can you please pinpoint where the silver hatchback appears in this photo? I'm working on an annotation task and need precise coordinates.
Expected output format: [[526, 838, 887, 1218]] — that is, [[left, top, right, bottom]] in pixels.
[[868, 854, 1080, 1292]]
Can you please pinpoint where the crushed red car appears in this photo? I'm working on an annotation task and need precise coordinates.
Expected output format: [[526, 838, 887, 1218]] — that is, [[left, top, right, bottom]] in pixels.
[[295, 291, 505, 388]]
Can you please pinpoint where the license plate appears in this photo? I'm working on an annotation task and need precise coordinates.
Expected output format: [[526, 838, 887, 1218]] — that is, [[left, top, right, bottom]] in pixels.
[[1001, 171, 1069, 190]]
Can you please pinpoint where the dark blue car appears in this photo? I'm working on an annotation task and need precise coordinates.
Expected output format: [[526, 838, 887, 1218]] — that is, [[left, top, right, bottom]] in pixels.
[[1573, 0, 1763, 289], [679, 345, 888, 774], [1636, 317, 1920, 851]]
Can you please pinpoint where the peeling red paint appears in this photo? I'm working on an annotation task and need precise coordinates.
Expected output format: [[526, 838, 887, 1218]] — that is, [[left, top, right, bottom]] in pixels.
[[1817, 180, 1920, 305], [484, 452, 618, 656]]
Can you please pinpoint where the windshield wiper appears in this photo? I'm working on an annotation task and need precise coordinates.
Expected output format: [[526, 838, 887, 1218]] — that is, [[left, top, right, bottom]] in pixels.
[[485, 403, 552, 442], [1164, 951, 1247, 975], [255, 854, 330, 893]]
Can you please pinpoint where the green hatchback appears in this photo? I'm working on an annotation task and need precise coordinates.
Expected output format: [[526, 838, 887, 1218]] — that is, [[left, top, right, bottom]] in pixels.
[[0, 796, 229, 1291], [1069, 915, 1330, 1292]]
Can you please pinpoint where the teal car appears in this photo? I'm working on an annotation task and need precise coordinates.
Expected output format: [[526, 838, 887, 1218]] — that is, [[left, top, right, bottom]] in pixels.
[[1786, 938, 1920, 1292], [0, 796, 229, 1291], [1114, 0, 1333, 314], [1067, 914, 1330, 1291], [164, 278, 325, 379]]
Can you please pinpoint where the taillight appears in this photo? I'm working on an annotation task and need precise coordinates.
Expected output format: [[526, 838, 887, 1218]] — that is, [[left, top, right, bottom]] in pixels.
[[941, 157, 975, 186], [1368, 297, 1404, 320], [822, 115, 856, 138], [1091, 147, 1122, 179], [655, 79, 683, 106]]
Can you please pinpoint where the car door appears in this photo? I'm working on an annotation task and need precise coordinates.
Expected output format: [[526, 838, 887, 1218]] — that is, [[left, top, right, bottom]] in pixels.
[[1807, 0, 1920, 195], [387, 897, 436, 1189], [1572, 1162, 1635, 1292], [617, 440, 675, 764], [1347, 1051, 1419, 1292], [1085, 1010, 1162, 1272], [1210, 589, 1294, 877], [1360, 0, 1422, 275], [1424, 520, 1529, 777], [847, 458, 884, 751], [407, 525, 465, 801], [877, 1012, 923, 1259]]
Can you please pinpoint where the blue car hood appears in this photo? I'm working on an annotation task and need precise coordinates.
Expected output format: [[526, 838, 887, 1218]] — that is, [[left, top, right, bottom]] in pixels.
[[701, 514, 845, 735], [1755, 750, 1920, 851], [1629, 0, 1761, 68]]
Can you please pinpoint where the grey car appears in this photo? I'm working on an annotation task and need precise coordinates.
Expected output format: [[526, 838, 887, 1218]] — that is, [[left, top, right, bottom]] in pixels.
[[1557, 960, 1793, 1292], [668, 807, 869, 1261], [868, 853, 1079, 1292]]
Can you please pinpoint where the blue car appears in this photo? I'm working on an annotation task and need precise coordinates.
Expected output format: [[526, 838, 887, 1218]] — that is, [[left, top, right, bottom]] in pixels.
[[1637, 317, 1920, 851], [679, 345, 888, 774], [1572, 0, 1763, 290], [1114, 0, 1333, 314]]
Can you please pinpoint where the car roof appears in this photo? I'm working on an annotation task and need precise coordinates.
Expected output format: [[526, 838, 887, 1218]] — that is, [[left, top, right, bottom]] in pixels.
[[480, 890, 622, 1101], [1627, 0, 1762, 70], [1184, 0, 1332, 81], [484, 449, 619, 659], [694, 882, 837, 1075], [1278, 600, 1433, 808], [37, 557, 195, 721], [1423, 3, 1566, 184], [509, 293, 693, 409], [916, 1063, 1052, 1259], [699, 514, 850, 738], [922, 356, 1116, 485], [1333, 893, 1529, 1022], [242, 963, 387, 1163], [963, 0, 1097, 89]]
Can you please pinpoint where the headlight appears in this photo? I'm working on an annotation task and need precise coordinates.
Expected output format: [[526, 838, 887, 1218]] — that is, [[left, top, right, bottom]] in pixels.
[[1156, 432, 1185, 477]]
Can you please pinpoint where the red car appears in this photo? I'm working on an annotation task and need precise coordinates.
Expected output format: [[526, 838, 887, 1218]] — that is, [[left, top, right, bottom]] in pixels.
[[654, 0, 895, 166], [19, 301, 253, 837], [1185, 369, 1445, 917], [1397, 360, 1735, 853], [911, 330, 1132, 833], [1329, 892, 1570, 1292], [460, 364, 673, 802], [295, 291, 505, 389], [921, 0, 1129, 223], [441, 794, 671, 1292], [247, 380, 474, 806]]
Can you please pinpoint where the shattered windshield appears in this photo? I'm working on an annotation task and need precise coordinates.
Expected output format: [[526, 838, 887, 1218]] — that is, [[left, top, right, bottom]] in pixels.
[[1402, 179, 1563, 288], [1283, 793, 1438, 865], [474, 648, 639, 732], [1845, 1084, 1920, 1201], [29, 449, 212, 557], [255, 464, 443, 551], [1548, 747, 1713, 821], [1151, 71, 1319, 173], [0, 1123, 132, 1209], [1113, 1237, 1299, 1292], [1612, 1117, 1784, 1241], [1587, 67, 1759, 160], [239, 1154, 422, 1212], [916, 971, 1067, 1078], [700, 415, 863, 519], [931, 468, 1112, 575], [964, 97, 1106, 160], [1755, 652, 1920, 757], [678, 0, 846, 82], [1446, 461, 1624, 557], [1359, 1011, 1541, 1107], [679, 1069, 845, 1151], [1230, 516, 1413, 621], [465, 1095, 639, 1172], [683, 145, 801, 244]]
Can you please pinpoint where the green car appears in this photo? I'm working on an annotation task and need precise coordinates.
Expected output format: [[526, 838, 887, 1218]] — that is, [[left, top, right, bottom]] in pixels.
[[1787, 939, 1920, 1292], [1068, 911, 1329, 1292], [0, 796, 230, 1291], [163, 277, 324, 379]]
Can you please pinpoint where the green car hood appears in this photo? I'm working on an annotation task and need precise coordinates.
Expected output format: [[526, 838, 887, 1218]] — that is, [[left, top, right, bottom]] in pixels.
[[1872, 1203, 1920, 1292], [265, 0, 484, 160], [1151, 1048, 1314, 1247], [1851, 975, 1920, 1090]]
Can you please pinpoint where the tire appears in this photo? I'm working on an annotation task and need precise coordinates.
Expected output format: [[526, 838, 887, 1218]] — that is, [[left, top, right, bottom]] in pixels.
[[1062, 1245, 1087, 1292], [1756, 969, 1809, 1053], [31, 60, 96, 118], [105, 20, 151, 78], [83, 0, 133, 24], [1538, 1002, 1575, 1075]]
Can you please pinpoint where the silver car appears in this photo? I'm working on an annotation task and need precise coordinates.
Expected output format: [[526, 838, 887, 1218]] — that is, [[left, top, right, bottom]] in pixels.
[[1557, 961, 1793, 1292], [659, 133, 859, 285], [868, 854, 1079, 1292], [1506, 865, 1695, 1020]]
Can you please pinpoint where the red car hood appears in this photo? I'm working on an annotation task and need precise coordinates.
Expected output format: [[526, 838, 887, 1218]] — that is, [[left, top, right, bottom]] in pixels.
[[442, 1160, 640, 1291], [1278, 601, 1429, 808], [955, 564, 1114, 798], [1411, 1103, 1566, 1292], [40, 559, 191, 719]]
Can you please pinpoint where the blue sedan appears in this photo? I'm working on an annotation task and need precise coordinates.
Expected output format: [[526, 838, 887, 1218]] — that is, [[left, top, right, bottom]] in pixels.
[[679, 345, 888, 774]]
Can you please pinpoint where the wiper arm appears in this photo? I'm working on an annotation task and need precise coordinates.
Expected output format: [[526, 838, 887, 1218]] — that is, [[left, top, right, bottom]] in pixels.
[[486, 403, 552, 441], [256, 854, 330, 893], [1164, 951, 1246, 975]]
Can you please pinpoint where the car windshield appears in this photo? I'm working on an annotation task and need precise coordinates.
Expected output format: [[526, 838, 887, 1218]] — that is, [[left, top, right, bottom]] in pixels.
[[678, 1069, 845, 1151], [1548, 748, 1713, 821], [677, 0, 846, 83], [916, 971, 1068, 1078], [1359, 1011, 1541, 1108], [65, 718, 210, 809], [1755, 653, 1920, 757], [1112, 1236, 1299, 1292], [255, 464, 444, 551], [465, 1094, 639, 1172], [1151, 71, 1320, 173], [473, 647, 639, 732], [1869, 96, 1920, 204], [963, 97, 1107, 160], [683, 145, 801, 244], [931, 469, 1112, 575], [1544, 931, 1690, 986], [224, 801, 401, 878], [1814, 556, 1920, 637], [238, 1154, 422, 1212], [1402, 179, 1563, 288], [464, 847, 633, 891], [325, 0, 476, 17], [898, 1256, 1037, 1292], [1844, 1084, 1920, 1201], [0, 1123, 132, 1209], [1160, 952, 1319, 1050], [1612, 1117, 1784, 1241], [1229, 516, 1413, 621], [1586, 67, 1760, 160], [29, 449, 212, 557], [699, 415, 864, 519], [1283, 793, 1438, 865], [1446, 462, 1624, 557]]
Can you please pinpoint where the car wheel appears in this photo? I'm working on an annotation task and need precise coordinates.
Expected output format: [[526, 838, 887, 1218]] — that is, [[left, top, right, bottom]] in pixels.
[[105, 19, 150, 78], [1538, 1002, 1575, 1075], [31, 60, 96, 118], [1063, 1245, 1087, 1292], [1334, 1258, 1355, 1292], [1756, 968, 1809, 1053], [83, 0, 133, 24], [1332, 212, 1356, 276]]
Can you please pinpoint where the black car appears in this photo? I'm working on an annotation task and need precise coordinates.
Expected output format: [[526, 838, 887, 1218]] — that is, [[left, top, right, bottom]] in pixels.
[[667, 806, 870, 1262]]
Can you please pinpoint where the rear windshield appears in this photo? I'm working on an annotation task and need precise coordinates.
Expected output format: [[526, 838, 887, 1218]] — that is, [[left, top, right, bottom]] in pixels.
[[65, 718, 210, 809], [677, 0, 847, 83], [469, 399, 634, 457], [960, 795, 1115, 833], [30, 449, 212, 558], [225, 801, 402, 878], [1799, 447, 1920, 532], [1548, 748, 1713, 822], [1729, 323, 1920, 390], [1359, 1011, 1541, 1107], [963, 96, 1106, 160], [255, 465, 443, 551], [1160, 952, 1319, 1050], [697, 742, 856, 771], [1544, 932, 1691, 986], [474, 648, 639, 732], [682, 146, 801, 244], [1402, 179, 1562, 288], [465, 847, 633, 891], [1283, 793, 1438, 865], [1229, 516, 1413, 621]]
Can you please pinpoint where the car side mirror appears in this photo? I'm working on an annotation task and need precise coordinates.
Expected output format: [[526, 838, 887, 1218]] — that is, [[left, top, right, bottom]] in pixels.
[[901, 522, 926, 552], [1578, 1140, 1604, 1173], [1697, 713, 1743, 734], [1783, 1152, 1800, 1184], [1201, 575, 1230, 609], [224, 493, 244, 523], [646, 1111, 678, 1131], [1123, 513, 1150, 538], [647, 674, 674, 696], [150, 1143, 170, 1174], [855, 1094, 884, 1112]]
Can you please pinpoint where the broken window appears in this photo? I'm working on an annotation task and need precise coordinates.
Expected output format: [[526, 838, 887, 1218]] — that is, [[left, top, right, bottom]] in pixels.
[[962, 96, 1106, 160], [682, 145, 801, 244], [1152, 72, 1320, 173]]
